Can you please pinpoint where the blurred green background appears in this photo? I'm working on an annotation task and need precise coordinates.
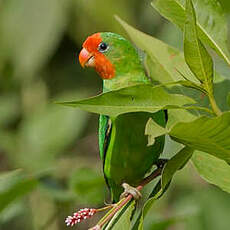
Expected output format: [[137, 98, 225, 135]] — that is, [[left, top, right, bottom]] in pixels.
[[0, 0, 230, 229]]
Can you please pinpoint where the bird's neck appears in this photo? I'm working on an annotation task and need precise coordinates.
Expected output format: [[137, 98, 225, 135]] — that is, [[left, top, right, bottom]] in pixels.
[[103, 70, 149, 92]]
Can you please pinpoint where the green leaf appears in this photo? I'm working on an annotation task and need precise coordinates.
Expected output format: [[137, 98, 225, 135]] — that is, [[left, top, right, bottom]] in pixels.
[[145, 118, 167, 146], [161, 146, 194, 189], [0, 170, 38, 213], [115, 16, 221, 115], [115, 16, 214, 118], [0, 200, 25, 224], [169, 112, 230, 163], [227, 92, 230, 108], [212, 79, 230, 111], [175, 80, 207, 94], [146, 112, 230, 163], [192, 151, 230, 194], [135, 147, 193, 230], [184, 0, 213, 89], [166, 109, 196, 129], [134, 182, 162, 230], [152, 0, 230, 66], [58, 84, 195, 117], [219, 0, 230, 12], [136, 197, 157, 230], [105, 201, 136, 230], [131, 184, 158, 229], [116, 16, 198, 84]]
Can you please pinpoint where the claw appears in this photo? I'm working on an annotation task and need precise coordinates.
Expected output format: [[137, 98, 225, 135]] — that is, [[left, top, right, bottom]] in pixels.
[[156, 159, 168, 169], [120, 183, 142, 200]]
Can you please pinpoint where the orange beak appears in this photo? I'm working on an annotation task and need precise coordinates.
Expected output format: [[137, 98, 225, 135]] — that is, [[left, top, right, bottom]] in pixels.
[[79, 48, 95, 68]]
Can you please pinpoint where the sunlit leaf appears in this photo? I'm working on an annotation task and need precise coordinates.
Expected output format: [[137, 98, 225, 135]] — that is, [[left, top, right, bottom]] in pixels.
[[169, 112, 230, 163], [116, 16, 226, 116], [184, 0, 213, 89], [175, 80, 207, 93], [166, 109, 196, 129], [145, 118, 167, 145], [152, 0, 230, 65], [116, 16, 197, 84], [146, 112, 230, 163], [58, 84, 195, 117]]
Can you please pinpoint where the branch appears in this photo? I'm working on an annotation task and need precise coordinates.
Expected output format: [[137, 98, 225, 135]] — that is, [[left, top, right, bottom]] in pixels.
[[90, 167, 162, 230]]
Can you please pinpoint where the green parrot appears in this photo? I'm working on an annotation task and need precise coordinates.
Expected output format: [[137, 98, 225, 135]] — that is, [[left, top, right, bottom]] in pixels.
[[79, 32, 166, 202]]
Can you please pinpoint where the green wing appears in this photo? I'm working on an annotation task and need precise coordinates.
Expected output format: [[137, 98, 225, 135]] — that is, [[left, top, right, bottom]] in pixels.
[[98, 114, 111, 161], [103, 111, 166, 202], [98, 114, 113, 196]]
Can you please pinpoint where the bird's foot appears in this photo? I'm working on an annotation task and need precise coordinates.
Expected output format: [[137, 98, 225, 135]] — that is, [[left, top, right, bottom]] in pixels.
[[156, 159, 168, 169], [120, 183, 142, 200]]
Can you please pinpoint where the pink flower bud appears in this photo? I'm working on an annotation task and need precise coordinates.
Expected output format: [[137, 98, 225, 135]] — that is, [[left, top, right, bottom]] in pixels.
[[65, 208, 97, 227]]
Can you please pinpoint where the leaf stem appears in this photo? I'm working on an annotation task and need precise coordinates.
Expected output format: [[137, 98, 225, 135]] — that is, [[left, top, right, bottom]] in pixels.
[[97, 205, 114, 212], [183, 105, 214, 115], [208, 92, 222, 116]]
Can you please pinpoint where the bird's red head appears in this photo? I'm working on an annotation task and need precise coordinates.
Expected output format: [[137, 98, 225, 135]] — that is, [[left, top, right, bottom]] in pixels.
[[79, 33, 115, 79]]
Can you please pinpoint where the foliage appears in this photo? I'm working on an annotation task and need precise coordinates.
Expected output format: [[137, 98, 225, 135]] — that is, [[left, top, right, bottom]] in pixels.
[[59, 84, 195, 117], [61, 0, 230, 229], [0, 0, 230, 230]]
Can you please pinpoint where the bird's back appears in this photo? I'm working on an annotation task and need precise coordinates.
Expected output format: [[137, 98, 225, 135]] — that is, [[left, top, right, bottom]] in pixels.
[[99, 111, 166, 202]]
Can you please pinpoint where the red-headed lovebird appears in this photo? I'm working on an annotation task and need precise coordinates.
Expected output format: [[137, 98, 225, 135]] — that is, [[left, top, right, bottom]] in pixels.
[[79, 32, 166, 202]]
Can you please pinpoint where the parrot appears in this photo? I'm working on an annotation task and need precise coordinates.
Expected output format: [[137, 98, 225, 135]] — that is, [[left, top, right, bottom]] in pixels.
[[79, 32, 166, 202]]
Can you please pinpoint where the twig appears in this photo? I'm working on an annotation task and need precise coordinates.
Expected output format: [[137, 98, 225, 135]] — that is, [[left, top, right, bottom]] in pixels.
[[90, 167, 162, 229]]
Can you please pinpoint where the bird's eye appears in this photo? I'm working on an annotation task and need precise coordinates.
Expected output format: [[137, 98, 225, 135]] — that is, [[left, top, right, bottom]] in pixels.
[[98, 42, 109, 52]]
